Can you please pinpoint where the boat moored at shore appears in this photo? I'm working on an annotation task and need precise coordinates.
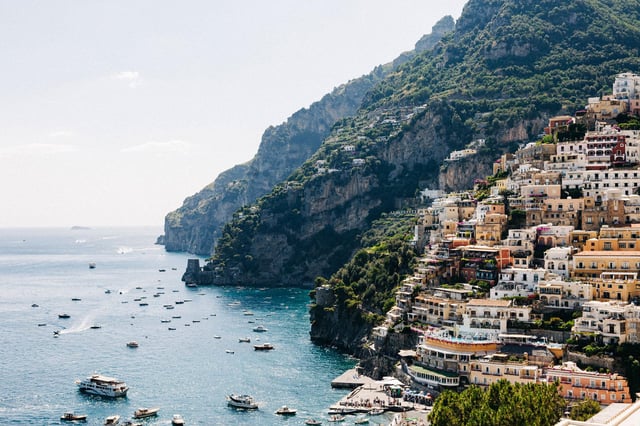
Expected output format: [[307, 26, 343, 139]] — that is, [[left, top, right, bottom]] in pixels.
[[61, 412, 87, 422]]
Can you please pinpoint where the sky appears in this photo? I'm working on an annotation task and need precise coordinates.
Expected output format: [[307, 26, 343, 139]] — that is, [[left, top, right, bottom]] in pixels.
[[0, 0, 468, 228]]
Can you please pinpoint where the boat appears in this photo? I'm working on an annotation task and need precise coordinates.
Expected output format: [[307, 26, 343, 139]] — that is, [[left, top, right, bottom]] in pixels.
[[89, 262, 96, 269], [76, 373, 129, 397], [252, 325, 268, 332], [32, 303, 39, 307], [159, 269, 166, 272], [175, 300, 184, 304], [126, 341, 139, 348], [275, 405, 297, 415], [172, 315, 182, 319], [61, 412, 87, 421], [139, 302, 148, 306], [368, 408, 384, 415], [168, 327, 176, 330], [104, 414, 120, 425], [253, 343, 274, 351], [213, 335, 221, 339], [225, 349, 235, 354], [354, 418, 370, 424], [227, 394, 258, 409], [161, 319, 171, 323], [38, 323, 47, 327], [121, 422, 142, 426], [171, 414, 185, 425], [238, 337, 251, 343], [305, 419, 322, 425], [90, 325, 102, 329], [59, 313, 71, 319], [133, 407, 159, 419], [186, 282, 197, 288], [328, 415, 345, 422], [71, 298, 82, 301], [105, 289, 112, 294]]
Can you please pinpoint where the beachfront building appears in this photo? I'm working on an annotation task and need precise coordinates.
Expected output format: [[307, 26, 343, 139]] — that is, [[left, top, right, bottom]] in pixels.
[[544, 362, 631, 405], [407, 328, 499, 390]]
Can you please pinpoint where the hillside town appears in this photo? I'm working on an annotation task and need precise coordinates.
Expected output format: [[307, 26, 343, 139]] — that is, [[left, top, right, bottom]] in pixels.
[[323, 72, 640, 423]]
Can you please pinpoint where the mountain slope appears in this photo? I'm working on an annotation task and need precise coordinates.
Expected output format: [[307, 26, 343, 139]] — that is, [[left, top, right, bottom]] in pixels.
[[162, 17, 455, 256], [204, 0, 640, 287]]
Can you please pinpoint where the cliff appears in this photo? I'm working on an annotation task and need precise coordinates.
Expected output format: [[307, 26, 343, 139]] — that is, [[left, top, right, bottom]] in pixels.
[[162, 17, 456, 256]]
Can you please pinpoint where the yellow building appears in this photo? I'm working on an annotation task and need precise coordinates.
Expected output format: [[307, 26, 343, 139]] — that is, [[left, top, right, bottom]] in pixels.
[[469, 353, 542, 388], [572, 251, 640, 279]]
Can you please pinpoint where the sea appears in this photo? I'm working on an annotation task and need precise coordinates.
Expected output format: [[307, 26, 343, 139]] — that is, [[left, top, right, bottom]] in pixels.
[[0, 227, 366, 425]]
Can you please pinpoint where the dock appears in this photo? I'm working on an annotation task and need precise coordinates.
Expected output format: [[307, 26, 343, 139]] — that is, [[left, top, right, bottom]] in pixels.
[[331, 368, 377, 388], [329, 369, 433, 425]]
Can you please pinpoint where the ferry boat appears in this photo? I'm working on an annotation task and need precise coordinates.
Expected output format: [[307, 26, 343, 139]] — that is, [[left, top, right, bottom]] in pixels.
[[76, 374, 129, 397], [227, 393, 258, 409], [133, 407, 159, 419]]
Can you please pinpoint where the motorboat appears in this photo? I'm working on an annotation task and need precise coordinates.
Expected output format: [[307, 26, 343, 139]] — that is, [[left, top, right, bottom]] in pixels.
[[71, 298, 81, 301], [90, 325, 102, 329], [226, 349, 235, 354], [252, 325, 268, 332], [354, 418, 370, 424], [368, 407, 384, 415], [104, 415, 120, 425], [126, 341, 139, 348], [238, 337, 251, 343], [61, 412, 87, 421], [59, 313, 71, 319], [253, 343, 274, 351], [227, 393, 258, 409], [275, 405, 297, 415], [76, 374, 129, 397], [305, 419, 322, 425], [89, 262, 96, 269], [133, 407, 159, 419], [328, 415, 345, 422], [171, 414, 185, 425]]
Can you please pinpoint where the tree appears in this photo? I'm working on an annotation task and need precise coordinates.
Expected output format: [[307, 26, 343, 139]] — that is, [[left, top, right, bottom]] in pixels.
[[429, 381, 566, 426], [570, 399, 601, 421]]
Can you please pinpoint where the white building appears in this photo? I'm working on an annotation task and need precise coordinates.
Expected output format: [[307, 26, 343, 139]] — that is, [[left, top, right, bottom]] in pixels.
[[491, 267, 546, 299], [544, 246, 575, 278], [536, 277, 593, 309]]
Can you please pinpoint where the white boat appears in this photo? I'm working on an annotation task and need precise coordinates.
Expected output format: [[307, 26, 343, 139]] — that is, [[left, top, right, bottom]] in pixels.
[[252, 325, 268, 332], [354, 418, 370, 424], [171, 414, 185, 425], [126, 341, 139, 348], [305, 419, 322, 425], [368, 407, 385, 415], [227, 393, 258, 409], [275, 405, 297, 415], [104, 414, 120, 425], [238, 337, 251, 343], [328, 415, 345, 422], [61, 412, 87, 422], [133, 407, 159, 419], [253, 343, 274, 351], [76, 374, 128, 397]]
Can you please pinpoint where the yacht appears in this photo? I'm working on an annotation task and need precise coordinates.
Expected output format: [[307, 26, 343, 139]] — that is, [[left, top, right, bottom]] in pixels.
[[76, 374, 129, 397], [275, 405, 297, 415], [61, 412, 87, 422], [252, 325, 268, 332], [253, 343, 274, 351], [104, 415, 120, 425], [227, 394, 258, 409], [171, 414, 185, 425], [133, 407, 159, 419], [126, 341, 139, 348]]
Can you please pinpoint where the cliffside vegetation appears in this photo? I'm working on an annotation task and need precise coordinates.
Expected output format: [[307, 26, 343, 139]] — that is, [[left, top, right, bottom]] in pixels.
[[309, 213, 417, 350]]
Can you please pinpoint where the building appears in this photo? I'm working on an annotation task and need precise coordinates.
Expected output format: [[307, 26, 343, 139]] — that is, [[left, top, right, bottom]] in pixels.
[[545, 361, 630, 405]]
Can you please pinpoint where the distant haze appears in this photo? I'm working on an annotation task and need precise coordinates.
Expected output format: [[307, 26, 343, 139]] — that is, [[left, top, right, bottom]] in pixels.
[[0, 0, 467, 228]]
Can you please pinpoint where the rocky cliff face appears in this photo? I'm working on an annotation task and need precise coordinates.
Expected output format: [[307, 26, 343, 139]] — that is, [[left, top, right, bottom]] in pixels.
[[161, 19, 456, 256]]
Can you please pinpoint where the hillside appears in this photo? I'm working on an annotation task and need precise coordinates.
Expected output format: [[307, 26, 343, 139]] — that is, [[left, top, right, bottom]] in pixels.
[[161, 17, 455, 256], [203, 0, 640, 287]]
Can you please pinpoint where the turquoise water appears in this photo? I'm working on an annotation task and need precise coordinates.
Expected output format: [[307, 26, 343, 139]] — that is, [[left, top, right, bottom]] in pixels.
[[0, 227, 356, 425]]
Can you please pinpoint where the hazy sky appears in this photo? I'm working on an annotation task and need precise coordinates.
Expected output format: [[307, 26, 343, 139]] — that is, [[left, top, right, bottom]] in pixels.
[[0, 0, 468, 228]]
